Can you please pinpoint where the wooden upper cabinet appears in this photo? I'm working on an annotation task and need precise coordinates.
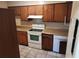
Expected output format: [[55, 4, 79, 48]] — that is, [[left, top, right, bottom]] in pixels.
[[28, 5, 36, 15], [35, 5, 43, 15], [43, 4, 54, 22], [54, 3, 67, 22], [9, 7, 28, 21], [66, 2, 72, 23], [8, 3, 72, 22], [20, 7, 28, 21], [15, 7, 21, 16], [28, 5, 43, 15]]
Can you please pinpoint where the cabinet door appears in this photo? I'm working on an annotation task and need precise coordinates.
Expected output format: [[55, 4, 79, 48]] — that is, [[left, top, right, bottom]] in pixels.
[[15, 7, 21, 16], [43, 4, 54, 22], [17, 31, 28, 45], [20, 7, 28, 21], [28, 5, 36, 15], [54, 3, 67, 22], [28, 5, 43, 15], [35, 5, 43, 15], [42, 33, 53, 51], [66, 2, 72, 23]]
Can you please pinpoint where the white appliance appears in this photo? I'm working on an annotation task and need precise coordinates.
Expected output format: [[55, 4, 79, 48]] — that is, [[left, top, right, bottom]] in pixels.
[[27, 15, 44, 24], [27, 15, 43, 19], [53, 35, 67, 53], [28, 24, 45, 49]]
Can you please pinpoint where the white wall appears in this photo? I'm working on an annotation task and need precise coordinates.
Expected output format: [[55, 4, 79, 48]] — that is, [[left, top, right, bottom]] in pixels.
[[7, 1, 66, 6], [0, 1, 8, 8], [66, 2, 79, 58]]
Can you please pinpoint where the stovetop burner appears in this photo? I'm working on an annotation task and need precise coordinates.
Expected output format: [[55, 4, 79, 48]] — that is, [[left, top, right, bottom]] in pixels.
[[29, 29, 43, 32]]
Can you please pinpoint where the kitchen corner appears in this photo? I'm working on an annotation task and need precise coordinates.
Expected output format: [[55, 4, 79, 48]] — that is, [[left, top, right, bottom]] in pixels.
[[16, 20, 68, 54], [16, 15, 68, 55]]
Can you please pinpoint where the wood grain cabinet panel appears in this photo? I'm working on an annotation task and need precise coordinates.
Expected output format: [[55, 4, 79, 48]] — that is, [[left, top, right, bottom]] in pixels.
[[8, 2, 72, 22], [54, 3, 67, 22], [20, 7, 28, 21], [35, 5, 43, 15], [28, 5, 36, 15], [42, 33, 53, 51], [43, 4, 54, 22], [28, 5, 43, 15], [15, 7, 21, 16], [17, 31, 28, 45]]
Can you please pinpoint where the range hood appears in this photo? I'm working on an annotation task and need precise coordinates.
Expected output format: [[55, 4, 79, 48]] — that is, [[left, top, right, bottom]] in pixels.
[[27, 15, 43, 19], [27, 15, 44, 24]]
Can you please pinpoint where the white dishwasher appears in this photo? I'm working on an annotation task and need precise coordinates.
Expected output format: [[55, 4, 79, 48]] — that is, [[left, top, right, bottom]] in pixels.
[[53, 35, 67, 53]]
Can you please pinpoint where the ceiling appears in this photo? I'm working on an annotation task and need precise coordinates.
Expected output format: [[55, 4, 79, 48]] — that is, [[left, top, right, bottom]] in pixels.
[[7, 1, 66, 6]]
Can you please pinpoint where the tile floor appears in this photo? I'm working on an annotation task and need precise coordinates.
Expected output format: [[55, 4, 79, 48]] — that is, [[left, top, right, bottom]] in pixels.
[[19, 45, 65, 58]]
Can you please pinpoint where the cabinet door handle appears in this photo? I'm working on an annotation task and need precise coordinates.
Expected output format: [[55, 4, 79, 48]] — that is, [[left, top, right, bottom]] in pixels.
[[64, 16, 67, 24]]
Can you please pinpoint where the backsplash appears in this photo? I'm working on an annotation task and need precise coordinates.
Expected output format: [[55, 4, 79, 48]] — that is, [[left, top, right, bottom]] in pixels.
[[44, 22, 69, 29], [15, 18, 21, 25]]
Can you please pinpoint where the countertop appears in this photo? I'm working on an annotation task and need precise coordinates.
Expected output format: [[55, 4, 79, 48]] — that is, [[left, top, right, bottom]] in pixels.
[[42, 28, 68, 36], [16, 24, 68, 37], [16, 25, 31, 32]]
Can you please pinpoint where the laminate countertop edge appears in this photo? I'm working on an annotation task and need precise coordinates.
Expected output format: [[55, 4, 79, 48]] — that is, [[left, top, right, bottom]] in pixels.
[[16, 25, 68, 37]]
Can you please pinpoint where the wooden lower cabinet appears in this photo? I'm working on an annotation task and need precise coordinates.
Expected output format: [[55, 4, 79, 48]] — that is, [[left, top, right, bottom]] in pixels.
[[42, 33, 53, 51], [17, 31, 28, 45], [59, 41, 67, 54]]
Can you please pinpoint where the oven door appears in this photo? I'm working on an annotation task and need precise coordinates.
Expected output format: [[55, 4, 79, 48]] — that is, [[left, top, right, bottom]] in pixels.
[[28, 31, 41, 44]]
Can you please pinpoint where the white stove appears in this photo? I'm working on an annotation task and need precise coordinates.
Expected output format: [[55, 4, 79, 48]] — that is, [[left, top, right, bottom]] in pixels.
[[27, 24, 45, 49]]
